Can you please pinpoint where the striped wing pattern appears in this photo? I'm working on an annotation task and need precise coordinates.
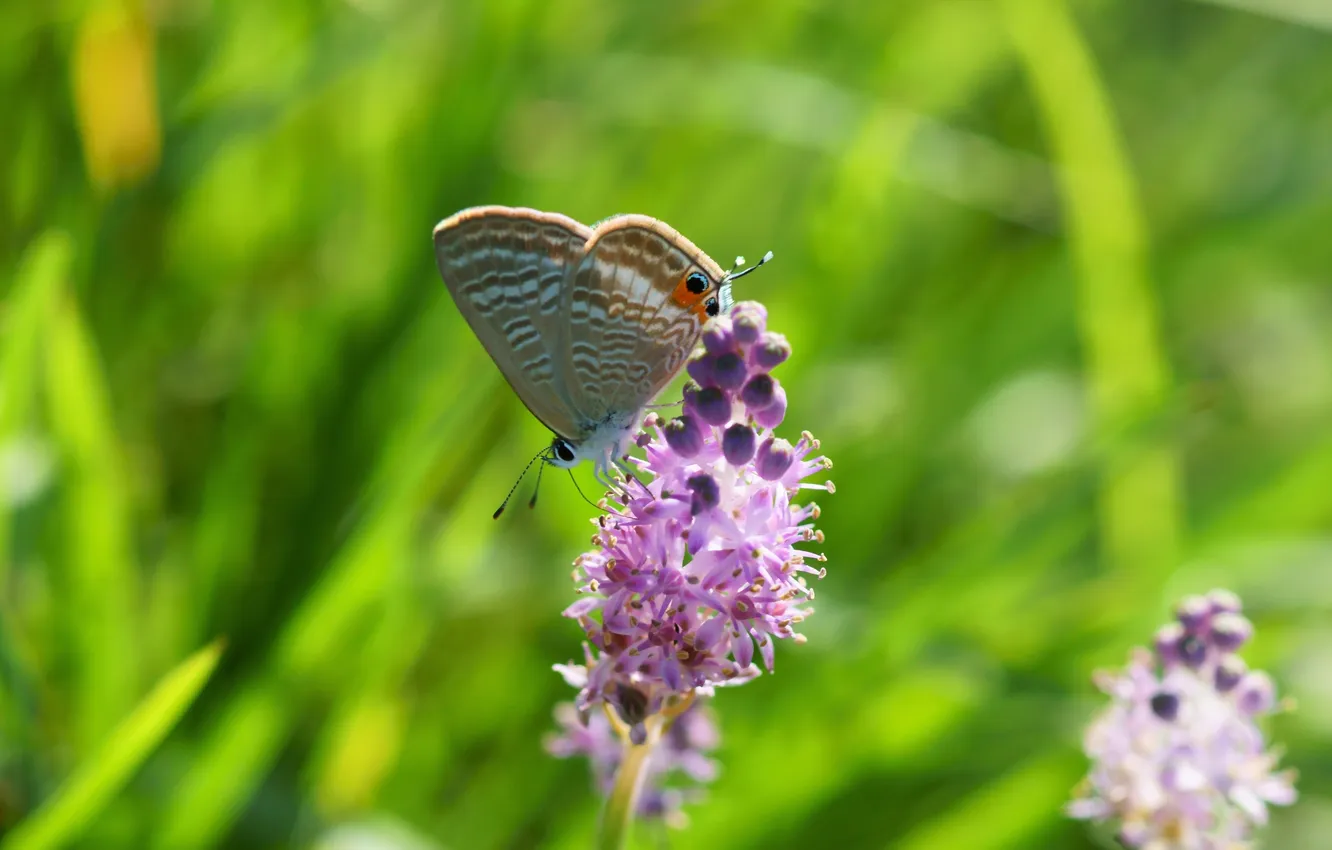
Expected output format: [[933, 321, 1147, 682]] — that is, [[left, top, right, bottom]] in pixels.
[[434, 206, 727, 443], [433, 206, 591, 438], [562, 218, 726, 424]]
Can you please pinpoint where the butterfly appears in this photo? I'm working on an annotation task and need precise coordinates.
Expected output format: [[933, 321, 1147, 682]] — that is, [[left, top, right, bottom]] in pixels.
[[432, 205, 769, 506]]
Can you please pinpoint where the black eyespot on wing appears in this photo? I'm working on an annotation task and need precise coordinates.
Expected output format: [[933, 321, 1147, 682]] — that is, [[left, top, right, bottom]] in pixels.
[[705, 297, 719, 317], [686, 271, 709, 294]]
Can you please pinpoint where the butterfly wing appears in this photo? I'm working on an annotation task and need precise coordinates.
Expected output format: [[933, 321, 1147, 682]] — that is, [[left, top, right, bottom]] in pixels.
[[433, 206, 592, 439], [560, 215, 728, 425]]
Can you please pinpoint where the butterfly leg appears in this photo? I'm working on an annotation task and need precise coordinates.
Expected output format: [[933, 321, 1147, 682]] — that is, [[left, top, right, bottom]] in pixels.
[[590, 459, 616, 499], [614, 457, 650, 497], [644, 398, 684, 410], [588, 451, 636, 503]]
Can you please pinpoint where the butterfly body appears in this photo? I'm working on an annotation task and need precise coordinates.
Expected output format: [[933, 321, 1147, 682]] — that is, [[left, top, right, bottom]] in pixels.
[[433, 205, 740, 490]]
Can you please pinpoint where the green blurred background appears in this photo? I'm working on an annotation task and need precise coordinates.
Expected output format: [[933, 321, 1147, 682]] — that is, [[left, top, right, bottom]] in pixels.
[[3, 0, 1332, 847]]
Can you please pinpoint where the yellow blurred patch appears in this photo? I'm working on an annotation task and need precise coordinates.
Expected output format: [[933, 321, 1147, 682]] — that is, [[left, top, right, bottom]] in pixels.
[[316, 698, 405, 814], [73, 2, 161, 190]]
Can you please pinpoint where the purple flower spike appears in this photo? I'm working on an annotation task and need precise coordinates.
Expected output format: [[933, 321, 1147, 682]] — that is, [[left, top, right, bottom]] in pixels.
[[701, 318, 735, 354], [664, 416, 704, 458], [692, 386, 733, 426], [1068, 590, 1296, 848], [752, 332, 791, 370], [545, 699, 721, 829], [553, 300, 832, 727], [753, 384, 787, 429], [755, 437, 795, 481], [740, 373, 776, 410], [721, 424, 756, 466]]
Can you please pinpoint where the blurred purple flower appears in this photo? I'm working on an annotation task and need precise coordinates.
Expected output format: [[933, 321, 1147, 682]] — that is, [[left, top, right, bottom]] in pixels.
[[1068, 589, 1297, 848], [545, 698, 720, 828], [555, 301, 832, 733]]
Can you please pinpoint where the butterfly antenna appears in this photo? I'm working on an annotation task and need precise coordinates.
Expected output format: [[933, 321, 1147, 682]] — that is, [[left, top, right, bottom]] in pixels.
[[528, 454, 547, 510], [493, 446, 548, 519], [725, 250, 774, 283], [567, 469, 605, 514], [564, 470, 634, 519]]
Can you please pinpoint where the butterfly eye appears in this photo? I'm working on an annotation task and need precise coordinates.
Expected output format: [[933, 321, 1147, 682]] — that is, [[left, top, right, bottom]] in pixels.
[[686, 271, 710, 295], [705, 297, 720, 317], [553, 438, 576, 463]]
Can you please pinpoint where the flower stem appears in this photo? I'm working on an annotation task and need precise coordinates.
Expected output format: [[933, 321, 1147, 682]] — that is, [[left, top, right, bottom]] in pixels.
[[597, 717, 661, 850]]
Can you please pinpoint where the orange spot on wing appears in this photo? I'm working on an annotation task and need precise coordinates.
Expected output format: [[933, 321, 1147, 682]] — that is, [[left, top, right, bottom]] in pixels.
[[670, 272, 712, 319]]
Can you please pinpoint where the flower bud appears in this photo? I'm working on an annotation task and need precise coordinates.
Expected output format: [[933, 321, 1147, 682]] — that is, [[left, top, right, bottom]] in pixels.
[[687, 473, 720, 515], [693, 387, 732, 426], [702, 318, 735, 354], [712, 351, 747, 391], [1209, 613, 1253, 653], [663, 415, 704, 458], [1178, 634, 1208, 668], [1208, 588, 1243, 615], [753, 384, 787, 429], [740, 373, 776, 410], [752, 332, 791, 370], [615, 684, 649, 727], [1176, 595, 1212, 631], [1149, 691, 1179, 721], [722, 424, 756, 466], [730, 302, 767, 340], [1237, 671, 1277, 715], [1215, 655, 1247, 693], [755, 437, 794, 481], [686, 353, 714, 387], [1153, 622, 1185, 666]]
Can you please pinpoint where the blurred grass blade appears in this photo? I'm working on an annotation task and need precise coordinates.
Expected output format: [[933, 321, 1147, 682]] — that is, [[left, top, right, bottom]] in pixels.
[[1194, 0, 1332, 30], [1, 641, 223, 850], [154, 326, 493, 849], [45, 291, 143, 751], [153, 460, 420, 849], [151, 676, 290, 850], [894, 754, 1076, 850], [0, 232, 70, 576], [0, 232, 67, 433], [0, 233, 70, 751], [1002, 0, 1180, 577]]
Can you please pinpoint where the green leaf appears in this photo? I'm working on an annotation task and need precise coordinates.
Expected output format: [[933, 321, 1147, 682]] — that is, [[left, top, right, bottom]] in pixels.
[[1, 641, 224, 850], [45, 293, 142, 750], [1002, 0, 1179, 578]]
